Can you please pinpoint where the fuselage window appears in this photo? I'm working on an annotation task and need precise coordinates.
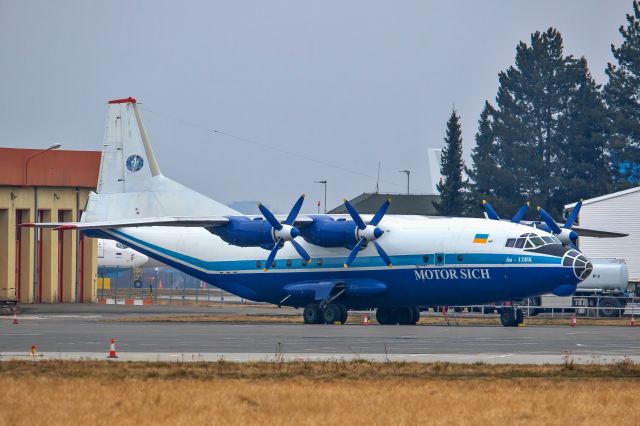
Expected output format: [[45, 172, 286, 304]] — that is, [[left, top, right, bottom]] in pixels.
[[423, 255, 429, 263], [316, 258, 323, 266], [505, 238, 515, 247], [256, 260, 262, 269], [457, 255, 463, 262], [271, 261, 277, 268], [286, 259, 292, 267], [436, 254, 443, 263]]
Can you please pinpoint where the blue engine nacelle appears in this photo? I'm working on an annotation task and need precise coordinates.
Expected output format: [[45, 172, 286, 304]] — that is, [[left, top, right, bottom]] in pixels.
[[299, 216, 358, 248], [207, 217, 276, 248]]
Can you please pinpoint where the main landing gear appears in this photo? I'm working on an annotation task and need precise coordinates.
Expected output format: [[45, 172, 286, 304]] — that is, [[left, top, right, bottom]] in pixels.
[[500, 307, 524, 327], [303, 303, 348, 324], [376, 307, 420, 325]]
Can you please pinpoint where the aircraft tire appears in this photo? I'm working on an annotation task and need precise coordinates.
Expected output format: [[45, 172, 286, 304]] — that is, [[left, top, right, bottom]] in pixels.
[[410, 306, 421, 325], [500, 308, 517, 327], [133, 280, 143, 289], [515, 308, 524, 325], [396, 307, 413, 325], [336, 304, 348, 324], [376, 307, 393, 325], [303, 304, 323, 324], [323, 304, 342, 324]]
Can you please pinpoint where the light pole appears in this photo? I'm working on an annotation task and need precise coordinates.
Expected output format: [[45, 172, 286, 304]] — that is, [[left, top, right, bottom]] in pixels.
[[399, 170, 410, 195], [26, 143, 62, 303], [315, 180, 327, 213]]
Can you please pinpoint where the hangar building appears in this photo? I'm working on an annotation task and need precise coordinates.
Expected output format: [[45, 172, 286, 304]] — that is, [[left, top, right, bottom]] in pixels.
[[565, 186, 640, 283], [0, 147, 100, 303]]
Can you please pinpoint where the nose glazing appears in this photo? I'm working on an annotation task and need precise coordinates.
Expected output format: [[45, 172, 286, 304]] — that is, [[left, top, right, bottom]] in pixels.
[[562, 249, 593, 281]]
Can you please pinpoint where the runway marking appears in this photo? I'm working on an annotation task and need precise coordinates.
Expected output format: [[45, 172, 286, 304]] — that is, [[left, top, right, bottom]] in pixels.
[[0, 333, 41, 336]]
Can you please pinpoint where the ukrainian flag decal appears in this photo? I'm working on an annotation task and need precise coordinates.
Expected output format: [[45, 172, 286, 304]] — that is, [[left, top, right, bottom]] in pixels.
[[473, 233, 489, 244]]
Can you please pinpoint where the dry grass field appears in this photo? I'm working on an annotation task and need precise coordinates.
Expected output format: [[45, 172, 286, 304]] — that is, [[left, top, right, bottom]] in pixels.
[[108, 311, 638, 327], [1, 360, 639, 426]]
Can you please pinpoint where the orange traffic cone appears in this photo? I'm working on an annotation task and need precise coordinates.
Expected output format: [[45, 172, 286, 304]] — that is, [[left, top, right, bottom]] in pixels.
[[30, 344, 37, 356], [630, 316, 636, 327], [12, 312, 18, 325], [570, 315, 577, 327], [363, 314, 369, 326], [107, 338, 118, 358]]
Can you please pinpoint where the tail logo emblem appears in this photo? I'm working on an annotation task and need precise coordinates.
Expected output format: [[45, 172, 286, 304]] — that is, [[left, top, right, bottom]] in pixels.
[[126, 155, 144, 172]]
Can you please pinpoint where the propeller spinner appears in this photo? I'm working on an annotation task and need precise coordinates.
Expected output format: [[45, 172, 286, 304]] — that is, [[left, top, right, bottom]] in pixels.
[[258, 194, 310, 271], [343, 198, 392, 268]]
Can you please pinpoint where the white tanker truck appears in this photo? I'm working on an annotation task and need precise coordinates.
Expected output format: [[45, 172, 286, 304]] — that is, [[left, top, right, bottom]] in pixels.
[[527, 258, 631, 317]]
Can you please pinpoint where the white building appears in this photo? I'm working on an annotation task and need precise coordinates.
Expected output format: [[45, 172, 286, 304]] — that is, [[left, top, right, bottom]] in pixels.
[[565, 186, 640, 283]]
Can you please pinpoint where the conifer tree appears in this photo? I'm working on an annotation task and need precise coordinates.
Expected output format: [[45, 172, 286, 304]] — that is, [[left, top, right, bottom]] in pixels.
[[559, 57, 612, 201], [434, 109, 465, 216], [605, 0, 640, 188]]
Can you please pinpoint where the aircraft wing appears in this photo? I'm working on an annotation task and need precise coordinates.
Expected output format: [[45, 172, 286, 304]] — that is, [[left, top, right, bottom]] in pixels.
[[571, 226, 629, 238], [244, 215, 314, 227], [21, 216, 230, 231]]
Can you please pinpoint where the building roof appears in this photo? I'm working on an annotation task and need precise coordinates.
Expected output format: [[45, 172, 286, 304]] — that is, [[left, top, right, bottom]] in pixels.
[[564, 185, 640, 210], [0, 147, 101, 188], [328, 193, 440, 215]]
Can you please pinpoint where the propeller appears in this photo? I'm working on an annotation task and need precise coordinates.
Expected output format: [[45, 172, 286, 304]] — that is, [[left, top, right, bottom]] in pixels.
[[537, 200, 582, 244], [482, 200, 529, 223], [343, 198, 392, 268], [258, 194, 310, 271]]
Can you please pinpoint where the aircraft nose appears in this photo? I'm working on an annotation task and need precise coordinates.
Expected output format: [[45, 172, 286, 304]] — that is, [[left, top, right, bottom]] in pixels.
[[562, 248, 593, 281]]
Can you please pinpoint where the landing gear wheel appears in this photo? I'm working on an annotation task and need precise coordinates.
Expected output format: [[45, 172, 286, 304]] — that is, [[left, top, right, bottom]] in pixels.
[[411, 307, 421, 325], [396, 307, 413, 325], [376, 307, 392, 325], [323, 304, 342, 324], [303, 304, 323, 324], [500, 307, 522, 327], [336, 304, 348, 324]]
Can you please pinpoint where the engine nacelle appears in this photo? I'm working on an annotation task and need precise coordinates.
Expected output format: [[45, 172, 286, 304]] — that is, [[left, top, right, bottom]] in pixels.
[[299, 216, 359, 248], [207, 217, 276, 247]]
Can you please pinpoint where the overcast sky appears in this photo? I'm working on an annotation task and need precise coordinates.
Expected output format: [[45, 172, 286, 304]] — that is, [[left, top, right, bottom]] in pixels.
[[0, 1, 632, 213]]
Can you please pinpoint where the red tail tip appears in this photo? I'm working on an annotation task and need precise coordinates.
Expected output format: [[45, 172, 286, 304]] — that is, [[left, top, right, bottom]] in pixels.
[[108, 97, 137, 104]]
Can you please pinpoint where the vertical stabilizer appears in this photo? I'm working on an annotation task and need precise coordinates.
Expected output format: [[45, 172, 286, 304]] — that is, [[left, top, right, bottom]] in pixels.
[[85, 97, 240, 222]]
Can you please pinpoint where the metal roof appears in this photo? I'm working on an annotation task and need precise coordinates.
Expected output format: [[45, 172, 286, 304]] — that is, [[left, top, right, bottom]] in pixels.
[[0, 147, 101, 188], [564, 185, 640, 209], [328, 193, 440, 215]]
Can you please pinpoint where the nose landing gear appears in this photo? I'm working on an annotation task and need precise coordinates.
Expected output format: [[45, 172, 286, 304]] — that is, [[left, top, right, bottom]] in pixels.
[[500, 307, 524, 327]]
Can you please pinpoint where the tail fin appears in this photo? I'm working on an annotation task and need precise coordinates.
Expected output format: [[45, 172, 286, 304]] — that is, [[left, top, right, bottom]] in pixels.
[[83, 97, 240, 222]]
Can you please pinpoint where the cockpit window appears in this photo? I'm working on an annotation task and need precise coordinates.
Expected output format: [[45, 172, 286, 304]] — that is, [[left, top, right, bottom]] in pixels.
[[115, 243, 129, 249], [506, 232, 561, 250]]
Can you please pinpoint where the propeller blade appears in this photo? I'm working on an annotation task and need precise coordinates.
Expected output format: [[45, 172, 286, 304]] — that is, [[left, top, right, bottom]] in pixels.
[[564, 200, 582, 229], [537, 207, 562, 234], [258, 203, 283, 231], [290, 239, 310, 262], [343, 199, 367, 230], [344, 237, 366, 268], [511, 202, 530, 223], [373, 241, 392, 267], [369, 198, 391, 226], [284, 194, 305, 225], [482, 200, 500, 221], [263, 238, 283, 271]]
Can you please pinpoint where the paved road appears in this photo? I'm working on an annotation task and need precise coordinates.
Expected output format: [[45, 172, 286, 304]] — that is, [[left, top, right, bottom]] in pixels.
[[1, 305, 638, 363]]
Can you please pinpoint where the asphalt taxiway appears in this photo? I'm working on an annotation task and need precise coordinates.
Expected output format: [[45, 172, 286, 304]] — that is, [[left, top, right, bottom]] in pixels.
[[1, 305, 638, 364]]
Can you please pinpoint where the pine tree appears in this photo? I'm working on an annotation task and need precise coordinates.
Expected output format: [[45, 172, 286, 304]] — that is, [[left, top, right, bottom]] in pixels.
[[558, 57, 612, 202], [605, 0, 640, 188], [489, 28, 579, 217], [434, 109, 465, 216], [465, 101, 501, 215]]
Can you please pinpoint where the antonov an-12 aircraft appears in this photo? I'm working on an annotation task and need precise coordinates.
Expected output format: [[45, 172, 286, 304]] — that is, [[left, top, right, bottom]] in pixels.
[[26, 97, 593, 327]]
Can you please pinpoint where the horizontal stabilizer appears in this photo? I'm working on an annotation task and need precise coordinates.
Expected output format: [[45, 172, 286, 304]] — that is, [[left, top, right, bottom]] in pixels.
[[21, 216, 230, 231]]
